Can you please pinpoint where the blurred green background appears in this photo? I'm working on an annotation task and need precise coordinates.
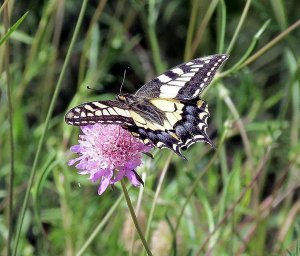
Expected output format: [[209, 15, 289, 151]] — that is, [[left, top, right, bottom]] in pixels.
[[1, 0, 300, 255]]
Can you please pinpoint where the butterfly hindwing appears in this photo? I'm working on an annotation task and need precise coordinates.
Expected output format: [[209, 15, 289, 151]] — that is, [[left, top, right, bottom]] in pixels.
[[135, 54, 228, 100], [125, 99, 184, 157], [175, 99, 214, 150], [125, 98, 213, 159]]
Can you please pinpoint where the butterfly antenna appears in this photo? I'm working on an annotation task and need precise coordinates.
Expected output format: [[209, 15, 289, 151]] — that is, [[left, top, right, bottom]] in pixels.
[[119, 68, 128, 94]]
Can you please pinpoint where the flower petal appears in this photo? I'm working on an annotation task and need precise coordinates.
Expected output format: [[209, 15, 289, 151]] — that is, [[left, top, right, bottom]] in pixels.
[[70, 145, 81, 153], [98, 177, 110, 195], [126, 169, 143, 186], [111, 168, 125, 183]]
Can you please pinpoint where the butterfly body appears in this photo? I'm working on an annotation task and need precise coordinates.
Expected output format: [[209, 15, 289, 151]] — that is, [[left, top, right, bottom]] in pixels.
[[65, 54, 229, 158], [117, 94, 166, 125]]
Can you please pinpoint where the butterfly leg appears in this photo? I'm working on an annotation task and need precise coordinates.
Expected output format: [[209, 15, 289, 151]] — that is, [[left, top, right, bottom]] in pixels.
[[131, 169, 144, 186]]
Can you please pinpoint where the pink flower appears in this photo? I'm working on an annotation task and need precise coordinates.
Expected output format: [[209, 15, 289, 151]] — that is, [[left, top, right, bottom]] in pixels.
[[68, 124, 152, 195]]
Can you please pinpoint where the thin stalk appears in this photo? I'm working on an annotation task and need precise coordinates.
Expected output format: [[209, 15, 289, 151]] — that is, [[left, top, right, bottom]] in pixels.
[[191, 0, 219, 58], [11, 1, 88, 255], [0, 12, 29, 46], [78, 0, 108, 88], [226, 0, 252, 54], [218, 19, 300, 79], [171, 153, 218, 254], [4, 5, 13, 256], [218, 19, 271, 78], [147, 0, 164, 73], [216, 0, 226, 54], [53, 168, 73, 255], [270, 0, 287, 29], [196, 147, 272, 255], [76, 194, 124, 256], [236, 19, 300, 71], [291, 80, 299, 145], [174, 153, 218, 234], [215, 93, 229, 182], [40, 0, 65, 119], [145, 153, 172, 242], [16, 1, 56, 101], [171, 127, 229, 255], [121, 180, 153, 256], [0, 0, 9, 14], [184, 0, 200, 61], [220, 85, 254, 167], [148, 25, 164, 73]]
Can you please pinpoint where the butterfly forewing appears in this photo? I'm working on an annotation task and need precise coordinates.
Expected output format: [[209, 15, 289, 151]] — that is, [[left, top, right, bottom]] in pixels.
[[65, 100, 134, 127], [135, 54, 228, 100]]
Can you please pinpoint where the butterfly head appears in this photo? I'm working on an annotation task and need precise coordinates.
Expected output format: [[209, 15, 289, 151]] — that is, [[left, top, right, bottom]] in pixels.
[[117, 93, 136, 104]]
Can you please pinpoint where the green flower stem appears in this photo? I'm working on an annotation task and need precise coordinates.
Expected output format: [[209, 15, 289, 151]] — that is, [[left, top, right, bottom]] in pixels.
[[76, 194, 124, 256], [130, 173, 147, 255], [121, 180, 153, 256], [11, 1, 88, 255]]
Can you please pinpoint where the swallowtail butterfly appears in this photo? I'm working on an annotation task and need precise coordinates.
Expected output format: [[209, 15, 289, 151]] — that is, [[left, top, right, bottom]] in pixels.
[[65, 54, 228, 159]]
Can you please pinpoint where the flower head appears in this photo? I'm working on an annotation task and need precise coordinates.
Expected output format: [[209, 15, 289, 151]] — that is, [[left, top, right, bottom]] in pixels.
[[68, 124, 152, 194]]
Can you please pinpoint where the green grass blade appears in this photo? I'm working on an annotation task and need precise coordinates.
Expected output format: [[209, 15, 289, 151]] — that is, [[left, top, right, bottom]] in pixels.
[[226, 0, 251, 54], [0, 11, 29, 46], [216, 0, 226, 53], [11, 1, 88, 255]]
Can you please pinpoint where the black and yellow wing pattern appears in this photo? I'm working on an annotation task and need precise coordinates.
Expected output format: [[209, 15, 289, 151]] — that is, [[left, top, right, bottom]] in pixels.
[[65, 54, 229, 159]]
